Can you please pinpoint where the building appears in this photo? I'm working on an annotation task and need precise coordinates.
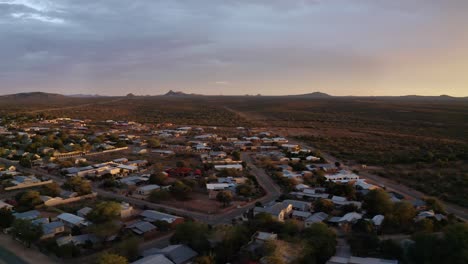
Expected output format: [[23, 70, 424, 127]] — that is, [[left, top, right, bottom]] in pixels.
[[325, 170, 360, 183], [57, 213, 89, 227], [254, 202, 293, 222], [305, 212, 329, 227], [41, 221, 65, 239], [327, 256, 398, 264], [137, 185, 161, 196], [143, 244, 198, 264], [13, 210, 40, 220], [127, 221, 157, 236], [131, 254, 174, 264], [214, 164, 243, 171], [140, 210, 183, 225]]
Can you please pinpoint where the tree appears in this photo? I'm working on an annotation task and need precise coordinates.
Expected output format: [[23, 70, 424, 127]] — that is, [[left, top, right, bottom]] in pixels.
[[232, 151, 241, 161], [19, 156, 32, 168], [149, 172, 167, 185], [363, 189, 392, 216], [171, 180, 192, 200], [349, 233, 380, 257], [424, 197, 446, 214], [301, 223, 337, 263], [62, 176, 92, 195], [0, 208, 14, 229], [115, 236, 141, 261], [86, 201, 121, 224], [40, 182, 61, 197], [97, 253, 128, 264], [147, 138, 160, 148], [89, 222, 121, 240], [148, 189, 171, 203], [314, 199, 334, 214], [11, 219, 43, 247], [171, 222, 210, 253], [216, 191, 233, 207], [18, 190, 43, 208], [176, 160, 187, 168], [236, 183, 254, 197], [56, 243, 81, 258]]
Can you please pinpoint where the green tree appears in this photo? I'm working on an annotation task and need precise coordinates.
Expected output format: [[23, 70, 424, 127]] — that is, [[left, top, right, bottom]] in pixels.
[[0, 208, 14, 229], [236, 183, 254, 197], [115, 236, 140, 261], [40, 182, 61, 197], [62, 176, 92, 195], [300, 223, 337, 264], [19, 156, 32, 168], [171, 222, 210, 253], [97, 253, 128, 264], [89, 221, 121, 240], [149, 172, 167, 185], [314, 199, 334, 214], [424, 197, 446, 214], [56, 243, 81, 258], [216, 191, 233, 207], [363, 189, 393, 216], [18, 190, 43, 208], [11, 219, 43, 247], [148, 189, 171, 203], [232, 151, 241, 161], [147, 138, 160, 148], [86, 201, 121, 224], [171, 180, 192, 200]]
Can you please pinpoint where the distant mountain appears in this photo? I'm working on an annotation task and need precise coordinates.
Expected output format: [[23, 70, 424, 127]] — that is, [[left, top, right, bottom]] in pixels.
[[290, 92, 332, 98], [0, 92, 66, 100], [162, 90, 202, 97], [67, 94, 108, 98]]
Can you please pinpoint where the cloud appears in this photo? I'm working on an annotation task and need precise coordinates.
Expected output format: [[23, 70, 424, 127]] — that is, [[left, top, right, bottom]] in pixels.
[[0, 0, 467, 96], [11, 12, 64, 23]]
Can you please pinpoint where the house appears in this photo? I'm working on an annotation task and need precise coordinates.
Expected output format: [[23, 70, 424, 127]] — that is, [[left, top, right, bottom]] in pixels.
[[253, 232, 278, 243], [325, 171, 360, 183], [327, 256, 398, 264], [118, 175, 149, 186], [214, 164, 243, 171], [57, 213, 89, 227], [56, 234, 99, 247], [283, 199, 312, 212], [143, 244, 198, 264], [0, 200, 13, 210], [127, 221, 157, 236], [254, 202, 293, 222], [131, 254, 174, 264], [120, 202, 134, 218], [140, 210, 183, 225], [292, 210, 312, 220], [41, 221, 65, 239], [305, 212, 329, 227], [206, 183, 231, 191], [76, 207, 92, 218], [137, 185, 161, 196], [338, 212, 362, 223], [372, 215, 385, 226], [13, 210, 41, 220]]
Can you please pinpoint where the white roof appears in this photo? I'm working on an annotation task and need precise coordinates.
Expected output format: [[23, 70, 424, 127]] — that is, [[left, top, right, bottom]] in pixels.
[[372, 215, 385, 226], [138, 185, 161, 191], [131, 254, 174, 264], [339, 212, 362, 223], [206, 183, 230, 190]]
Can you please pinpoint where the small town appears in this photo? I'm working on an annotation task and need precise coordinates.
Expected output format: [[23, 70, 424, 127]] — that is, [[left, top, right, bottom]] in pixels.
[[0, 115, 462, 264]]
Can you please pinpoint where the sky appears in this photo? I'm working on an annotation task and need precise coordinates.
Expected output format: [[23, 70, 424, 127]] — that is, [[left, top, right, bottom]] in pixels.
[[0, 0, 467, 96]]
